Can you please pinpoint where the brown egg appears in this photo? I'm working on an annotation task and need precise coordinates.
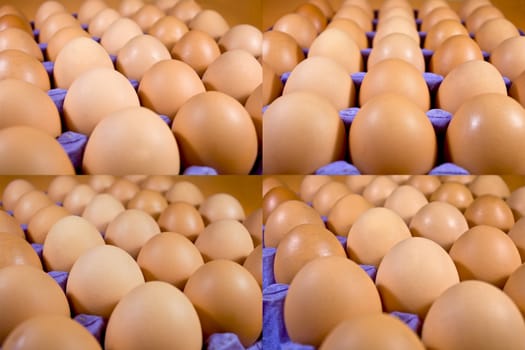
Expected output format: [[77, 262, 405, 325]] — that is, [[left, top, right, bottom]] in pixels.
[[508, 187, 525, 220], [466, 5, 504, 34], [374, 17, 420, 46], [264, 199, 324, 247], [378, 7, 414, 22], [320, 313, 425, 350], [157, 202, 204, 241], [420, 6, 460, 32], [184, 260, 262, 347], [172, 91, 257, 174], [63, 67, 139, 135], [202, 50, 262, 104], [362, 175, 398, 206], [299, 175, 332, 203], [131, 4, 164, 32], [430, 181, 474, 211], [165, 181, 204, 205], [450, 225, 520, 287], [326, 193, 372, 236], [3, 314, 102, 350], [67, 245, 145, 318], [88, 8, 120, 39], [88, 175, 115, 193], [245, 84, 262, 148], [140, 175, 173, 193], [368, 33, 425, 72], [384, 185, 428, 224], [345, 175, 375, 194], [47, 26, 91, 62], [244, 208, 262, 246], [243, 244, 262, 287], [100, 17, 143, 55], [62, 184, 96, 215], [326, 18, 367, 50], [447, 94, 525, 173], [476, 17, 519, 53], [360, 59, 430, 111], [39, 12, 80, 44], [54, 37, 114, 89], [308, 0, 334, 18], [309, 28, 363, 74], [34, 1, 66, 30], [43, 215, 104, 272], [311, 181, 351, 216], [127, 190, 168, 219], [168, 0, 201, 24], [377, 237, 459, 318], [344, 0, 374, 17], [438, 61, 507, 113], [13, 190, 53, 225], [81, 193, 125, 233], [0, 211, 25, 238], [283, 56, 355, 110], [105, 178, 140, 205], [0, 79, 61, 137], [459, 0, 492, 20], [406, 175, 441, 197], [504, 263, 525, 317], [118, 0, 143, 17], [468, 175, 510, 198], [422, 280, 525, 350], [77, 0, 108, 24], [262, 177, 284, 197], [199, 193, 245, 223], [26, 204, 69, 244], [424, 20, 469, 51], [440, 175, 477, 184], [491, 36, 525, 81], [0, 232, 42, 270], [510, 70, 525, 107], [0, 14, 33, 35], [274, 224, 346, 284], [262, 30, 305, 76], [147, 15, 188, 50], [273, 13, 317, 49], [188, 9, 229, 40], [0, 28, 43, 61], [333, 5, 373, 32], [0, 5, 28, 19], [263, 186, 298, 222], [171, 30, 221, 76], [285, 256, 382, 347], [347, 207, 411, 266], [295, 3, 326, 34], [0, 50, 50, 91], [137, 232, 204, 289], [463, 194, 514, 231], [0, 265, 70, 343], [430, 34, 484, 76], [263, 92, 345, 174], [350, 93, 436, 174]]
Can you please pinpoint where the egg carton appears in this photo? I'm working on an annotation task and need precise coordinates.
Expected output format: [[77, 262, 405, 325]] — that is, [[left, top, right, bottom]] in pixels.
[[4, 208, 262, 350]]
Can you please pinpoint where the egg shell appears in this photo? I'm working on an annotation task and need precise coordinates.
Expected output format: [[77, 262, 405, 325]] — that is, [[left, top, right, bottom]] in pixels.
[[13, 190, 53, 225], [308, 0, 334, 18], [81, 193, 125, 233], [77, 0, 108, 25], [406, 175, 442, 197], [34, 1, 66, 30], [88, 8, 120, 39], [171, 30, 221, 76], [491, 36, 525, 81], [167, 0, 201, 24], [333, 5, 372, 32], [147, 15, 188, 50], [0, 50, 50, 91], [311, 181, 351, 216], [243, 244, 262, 287], [326, 18, 367, 50], [263, 186, 299, 223], [374, 16, 419, 45], [164, 181, 204, 206], [39, 12, 80, 44], [362, 175, 398, 206], [118, 0, 144, 17], [420, 6, 460, 32], [295, 3, 327, 33], [475, 17, 519, 53], [272, 13, 317, 49], [219, 24, 263, 57], [466, 5, 504, 34], [127, 189, 168, 219], [140, 175, 174, 193], [105, 178, 140, 205], [308, 28, 363, 73], [424, 19, 469, 51], [188, 9, 229, 40], [468, 175, 510, 198], [0, 210, 26, 238], [430, 181, 473, 211], [99, 17, 143, 56], [0, 28, 43, 61], [0, 14, 34, 35], [244, 208, 262, 246], [131, 4, 164, 32], [429, 34, 484, 78], [368, 33, 425, 72], [0, 232, 42, 270], [199, 192, 245, 223], [298, 175, 332, 203], [26, 204, 69, 244], [62, 184, 96, 215], [504, 263, 525, 318], [262, 30, 305, 76]]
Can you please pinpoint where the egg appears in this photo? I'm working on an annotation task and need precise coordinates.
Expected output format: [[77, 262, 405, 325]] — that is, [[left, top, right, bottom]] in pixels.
[[463, 194, 514, 231], [376, 237, 459, 318], [378, 7, 414, 22], [262, 177, 285, 197], [171, 30, 221, 76], [263, 92, 345, 174], [326, 18, 367, 50], [137, 232, 204, 289], [350, 93, 437, 174], [199, 193, 245, 223], [243, 244, 262, 287], [491, 36, 525, 81], [188, 9, 229, 40], [89, 175, 115, 193], [424, 19, 469, 51], [62, 184, 96, 215], [67, 244, 145, 318], [368, 33, 425, 72], [430, 181, 474, 211], [26, 204, 69, 244], [295, 3, 326, 34], [244, 208, 263, 246], [202, 49, 262, 104], [262, 30, 305, 76], [274, 223, 346, 284], [406, 175, 442, 197], [466, 5, 504, 34], [81, 193, 125, 233], [168, 0, 201, 24], [262, 185, 299, 222], [0, 232, 42, 270], [245, 84, 262, 148], [430, 34, 484, 76], [362, 176, 398, 206], [3, 315, 102, 350], [127, 189, 168, 219], [34, 1, 66, 30], [13, 190, 53, 225], [147, 15, 188, 50], [46, 26, 91, 62], [308, 0, 334, 18], [504, 263, 525, 317], [420, 6, 460, 32], [2, 180, 35, 213], [100, 17, 143, 55], [272, 13, 317, 49], [87, 8, 120, 39], [475, 17, 519, 53], [510, 70, 525, 107], [458, 0, 492, 20], [164, 181, 204, 205], [299, 175, 332, 203], [0, 28, 43, 61], [140, 175, 174, 193], [131, 4, 164, 32], [333, 5, 373, 32], [308, 28, 363, 73], [0, 210, 25, 238], [320, 313, 425, 350], [374, 16, 420, 46], [0, 14, 34, 35], [284, 256, 382, 347], [118, 0, 143, 17], [39, 12, 80, 44], [468, 175, 510, 198], [42, 215, 105, 272], [345, 175, 376, 194], [77, 0, 108, 25], [311, 181, 351, 216], [105, 178, 140, 205], [0, 50, 50, 91], [184, 260, 262, 347]]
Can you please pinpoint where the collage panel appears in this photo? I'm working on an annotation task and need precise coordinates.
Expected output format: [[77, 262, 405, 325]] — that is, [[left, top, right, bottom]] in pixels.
[[0, 175, 262, 349]]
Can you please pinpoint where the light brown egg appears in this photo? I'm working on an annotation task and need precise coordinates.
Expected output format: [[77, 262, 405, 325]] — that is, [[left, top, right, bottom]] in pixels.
[[46, 26, 91, 62], [165, 181, 204, 205], [284, 256, 382, 347], [263, 92, 345, 174], [463, 194, 514, 231], [377, 237, 459, 318], [424, 20, 469, 51], [131, 4, 164, 32], [458, 0, 492, 20], [118, 0, 143, 17], [62, 184, 96, 215], [244, 208, 262, 246], [171, 30, 221, 76], [274, 223, 346, 284], [155, 0, 179, 12], [81, 193, 125, 233], [202, 49, 262, 104], [378, 7, 414, 22], [262, 177, 285, 197], [54, 37, 114, 89], [3, 314, 102, 350], [0, 5, 29, 19], [475, 17, 519, 53], [333, 5, 373, 32], [172, 91, 257, 174], [0, 232, 42, 270], [26, 204, 69, 244], [88, 8, 120, 39], [67, 244, 145, 318], [105, 178, 140, 205], [0, 265, 70, 343], [137, 232, 203, 289], [307, 28, 362, 74], [0, 28, 43, 61], [344, 0, 374, 17], [0, 14, 33, 35], [326, 18, 367, 50], [264, 199, 324, 248], [361, 175, 397, 206], [0, 210, 25, 238], [63, 67, 140, 135], [320, 313, 425, 350], [263, 186, 298, 222], [299, 175, 332, 203], [374, 16, 420, 46], [384, 185, 428, 224], [308, 0, 334, 19], [0, 79, 60, 137], [167, 0, 201, 24], [262, 30, 305, 76], [147, 15, 188, 50], [347, 207, 411, 266], [88, 175, 115, 193], [184, 260, 262, 347], [283, 56, 355, 110], [422, 280, 525, 350], [34, 1, 66, 30], [245, 84, 262, 148], [446, 94, 525, 173], [188, 9, 229, 40], [368, 33, 425, 72], [466, 5, 504, 34], [468, 175, 510, 198], [508, 187, 525, 220], [350, 93, 436, 174], [39, 12, 80, 44], [491, 36, 525, 81], [345, 175, 375, 194], [13, 190, 53, 225], [243, 244, 262, 287], [295, 3, 327, 33], [430, 34, 484, 76], [77, 0, 108, 25], [273, 13, 317, 49], [127, 189, 168, 219], [43, 215, 104, 272], [311, 181, 351, 216], [504, 263, 525, 317], [510, 70, 525, 107], [100, 17, 143, 55], [406, 175, 441, 197], [140, 175, 173, 193], [440, 175, 477, 184], [420, 6, 460, 32], [450, 225, 521, 287], [430, 181, 474, 211], [0, 50, 49, 91], [199, 193, 245, 223]]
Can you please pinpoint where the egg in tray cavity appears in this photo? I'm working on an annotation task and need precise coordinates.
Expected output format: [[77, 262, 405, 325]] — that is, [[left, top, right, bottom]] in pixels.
[[262, 0, 525, 175], [0, 175, 263, 350], [0, 0, 262, 175], [263, 174, 525, 350]]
